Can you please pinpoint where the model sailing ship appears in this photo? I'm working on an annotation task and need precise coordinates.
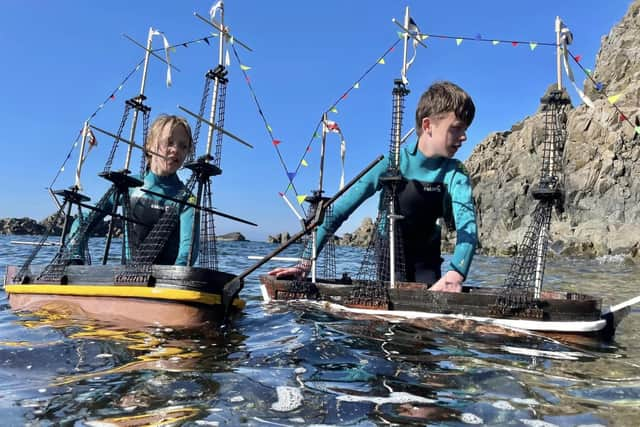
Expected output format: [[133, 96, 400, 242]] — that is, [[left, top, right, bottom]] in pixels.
[[257, 11, 640, 340], [3, 1, 254, 327]]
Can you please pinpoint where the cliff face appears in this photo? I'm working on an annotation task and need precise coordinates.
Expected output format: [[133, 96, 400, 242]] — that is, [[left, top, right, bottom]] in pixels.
[[464, 0, 640, 261]]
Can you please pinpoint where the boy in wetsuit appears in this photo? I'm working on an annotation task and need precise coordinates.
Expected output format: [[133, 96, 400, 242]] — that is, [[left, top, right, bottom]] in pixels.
[[269, 81, 477, 293]]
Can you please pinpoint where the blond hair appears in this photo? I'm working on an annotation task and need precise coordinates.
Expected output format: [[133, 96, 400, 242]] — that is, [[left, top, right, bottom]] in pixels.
[[144, 114, 193, 169], [415, 81, 475, 136]]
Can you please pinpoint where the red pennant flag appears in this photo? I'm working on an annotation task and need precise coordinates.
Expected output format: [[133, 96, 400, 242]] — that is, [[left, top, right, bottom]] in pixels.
[[575, 55, 582, 62], [341, 93, 348, 100], [511, 41, 518, 47], [620, 113, 627, 122], [307, 146, 312, 152], [272, 139, 281, 146], [278, 192, 284, 197], [110, 94, 115, 100]]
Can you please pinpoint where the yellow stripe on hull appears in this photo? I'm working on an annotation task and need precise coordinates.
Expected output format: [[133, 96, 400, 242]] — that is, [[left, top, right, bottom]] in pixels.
[[4, 284, 221, 306]]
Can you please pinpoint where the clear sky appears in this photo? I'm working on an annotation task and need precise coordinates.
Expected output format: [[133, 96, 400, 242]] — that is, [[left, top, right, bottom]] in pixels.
[[0, 0, 631, 241]]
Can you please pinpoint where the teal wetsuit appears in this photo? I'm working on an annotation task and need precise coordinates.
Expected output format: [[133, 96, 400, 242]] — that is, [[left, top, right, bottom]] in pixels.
[[316, 141, 477, 282], [70, 172, 198, 266]]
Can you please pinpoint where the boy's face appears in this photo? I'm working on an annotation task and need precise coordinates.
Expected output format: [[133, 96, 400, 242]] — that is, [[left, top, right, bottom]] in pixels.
[[419, 111, 468, 158], [149, 123, 190, 176]]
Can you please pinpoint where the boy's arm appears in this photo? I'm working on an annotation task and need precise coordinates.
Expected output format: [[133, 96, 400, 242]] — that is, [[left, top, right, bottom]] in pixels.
[[446, 162, 478, 280], [315, 157, 388, 252], [175, 199, 198, 266]]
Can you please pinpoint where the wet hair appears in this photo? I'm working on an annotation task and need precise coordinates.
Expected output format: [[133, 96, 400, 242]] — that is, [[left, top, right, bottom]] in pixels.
[[415, 81, 475, 136], [144, 114, 193, 169]]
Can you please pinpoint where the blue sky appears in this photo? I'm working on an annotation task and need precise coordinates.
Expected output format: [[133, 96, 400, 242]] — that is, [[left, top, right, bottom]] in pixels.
[[0, 0, 631, 241]]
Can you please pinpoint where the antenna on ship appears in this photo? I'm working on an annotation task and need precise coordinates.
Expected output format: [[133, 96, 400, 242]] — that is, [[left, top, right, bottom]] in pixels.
[[491, 16, 572, 317], [178, 0, 255, 270]]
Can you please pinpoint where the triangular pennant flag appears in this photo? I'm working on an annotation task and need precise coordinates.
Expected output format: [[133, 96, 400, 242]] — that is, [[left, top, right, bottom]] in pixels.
[[229, 36, 235, 45], [204, 37, 210, 45], [378, 58, 385, 64], [341, 93, 348, 100], [307, 146, 312, 152], [272, 139, 280, 146], [635, 126, 640, 135], [296, 195, 307, 204], [511, 41, 518, 47], [595, 82, 603, 91], [608, 94, 621, 104], [456, 38, 463, 46], [287, 172, 296, 181], [183, 43, 188, 48], [286, 183, 292, 191], [529, 42, 537, 51], [586, 68, 592, 75], [267, 125, 273, 132], [313, 132, 320, 138], [278, 192, 284, 197], [110, 94, 115, 100], [575, 54, 582, 62], [492, 40, 500, 45], [240, 64, 251, 71], [353, 82, 360, 89], [397, 31, 404, 39], [330, 106, 338, 113], [420, 34, 428, 40], [619, 113, 626, 122], [301, 159, 308, 167]]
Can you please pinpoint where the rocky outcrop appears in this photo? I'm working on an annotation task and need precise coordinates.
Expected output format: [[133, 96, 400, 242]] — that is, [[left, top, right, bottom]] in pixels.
[[336, 217, 374, 247], [218, 232, 246, 241], [464, 0, 640, 261], [267, 232, 291, 244], [0, 217, 46, 235]]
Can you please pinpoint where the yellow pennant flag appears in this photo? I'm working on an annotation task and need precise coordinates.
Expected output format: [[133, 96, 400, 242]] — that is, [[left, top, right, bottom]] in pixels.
[[529, 42, 537, 51], [456, 38, 463, 46], [353, 82, 360, 89], [240, 64, 251, 71], [492, 40, 500, 45], [301, 159, 308, 167], [296, 195, 307, 204], [378, 58, 385, 65], [330, 106, 338, 113], [421, 34, 429, 40], [608, 94, 622, 104]]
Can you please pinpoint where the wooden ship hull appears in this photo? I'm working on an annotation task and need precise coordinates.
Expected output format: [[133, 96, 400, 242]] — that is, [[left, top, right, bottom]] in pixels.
[[259, 275, 633, 340], [4, 265, 243, 328]]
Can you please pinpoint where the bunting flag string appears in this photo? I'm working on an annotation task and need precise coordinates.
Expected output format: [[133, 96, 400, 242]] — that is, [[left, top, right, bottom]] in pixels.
[[282, 38, 402, 203], [229, 42, 307, 216], [566, 48, 640, 137], [417, 32, 556, 48]]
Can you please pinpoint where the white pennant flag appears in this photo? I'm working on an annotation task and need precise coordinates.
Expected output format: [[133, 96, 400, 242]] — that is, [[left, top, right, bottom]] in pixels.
[[209, 0, 223, 22], [560, 24, 593, 108], [150, 28, 173, 87], [402, 17, 421, 85], [323, 120, 347, 190]]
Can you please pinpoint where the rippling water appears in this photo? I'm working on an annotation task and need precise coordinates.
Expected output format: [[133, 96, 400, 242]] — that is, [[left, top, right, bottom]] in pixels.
[[1, 235, 639, 426]]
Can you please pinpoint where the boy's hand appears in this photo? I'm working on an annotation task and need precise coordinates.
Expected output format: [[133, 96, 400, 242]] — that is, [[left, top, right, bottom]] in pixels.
[[268, 262, 310, 279], [429, 270, 464, 293]]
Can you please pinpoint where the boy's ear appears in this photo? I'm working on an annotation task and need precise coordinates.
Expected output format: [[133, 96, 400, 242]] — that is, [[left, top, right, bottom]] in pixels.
[[421, 116, 432, 135]]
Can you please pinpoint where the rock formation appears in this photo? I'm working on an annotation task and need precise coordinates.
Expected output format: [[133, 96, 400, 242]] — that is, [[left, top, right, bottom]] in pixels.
[[218, 232, 246, 241], [464, 0, 640, 261]]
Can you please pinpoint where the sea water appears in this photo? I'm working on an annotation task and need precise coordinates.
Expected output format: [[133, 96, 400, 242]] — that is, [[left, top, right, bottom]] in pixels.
[[0, 235, 639, 426]]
